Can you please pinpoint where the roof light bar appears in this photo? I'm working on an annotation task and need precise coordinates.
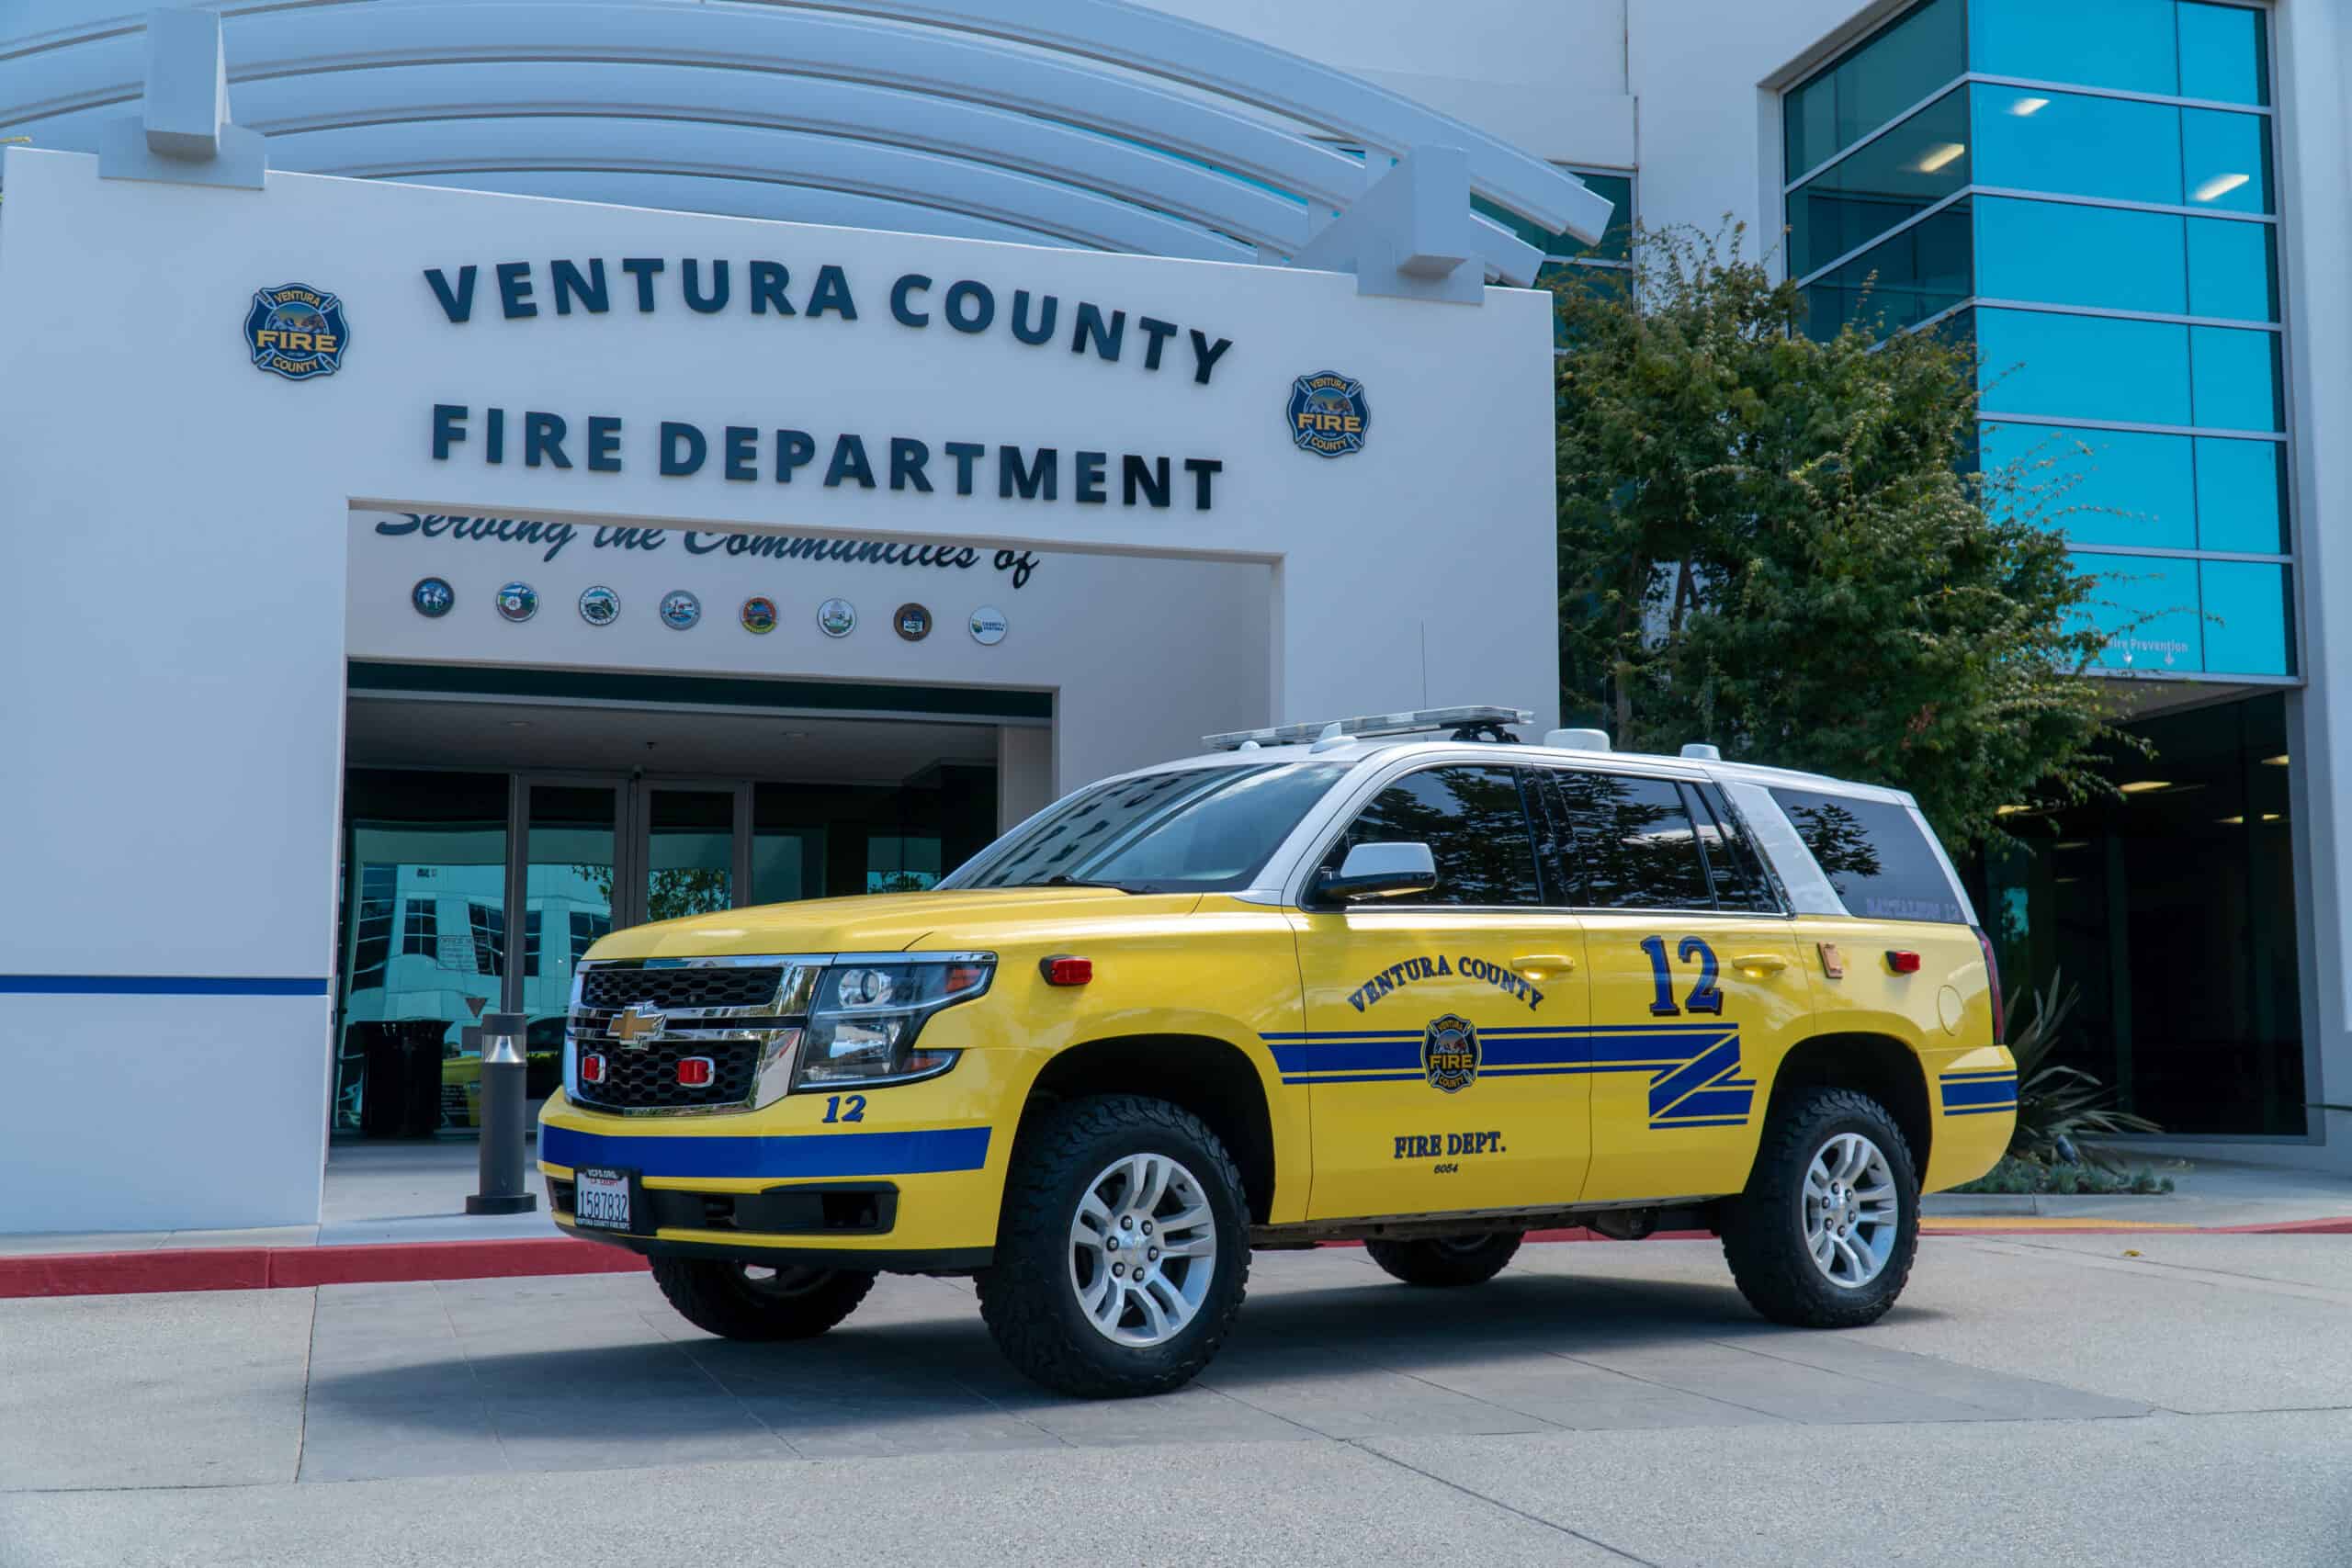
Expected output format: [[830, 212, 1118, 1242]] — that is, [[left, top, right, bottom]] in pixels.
[[1203, 705, 1533, 750]]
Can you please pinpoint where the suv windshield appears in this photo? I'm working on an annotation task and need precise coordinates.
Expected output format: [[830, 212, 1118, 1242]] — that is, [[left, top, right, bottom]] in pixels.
[[945, 762, 1351, 893]]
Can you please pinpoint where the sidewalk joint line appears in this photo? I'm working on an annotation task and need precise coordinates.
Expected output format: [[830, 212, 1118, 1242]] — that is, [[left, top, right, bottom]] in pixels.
[[1346, 1438, 1665, 1565]]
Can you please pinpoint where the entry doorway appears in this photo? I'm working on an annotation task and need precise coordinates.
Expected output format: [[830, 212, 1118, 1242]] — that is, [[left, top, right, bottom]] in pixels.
[[332, 680, 1020, 1139]]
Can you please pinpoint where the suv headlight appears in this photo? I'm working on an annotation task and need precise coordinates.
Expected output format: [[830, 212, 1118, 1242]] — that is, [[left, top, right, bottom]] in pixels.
[[793, 956, 994, 1089]]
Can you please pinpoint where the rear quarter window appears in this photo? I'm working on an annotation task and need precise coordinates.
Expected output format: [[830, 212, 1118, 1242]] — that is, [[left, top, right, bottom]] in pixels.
[[1766, 788, 1967, 924]]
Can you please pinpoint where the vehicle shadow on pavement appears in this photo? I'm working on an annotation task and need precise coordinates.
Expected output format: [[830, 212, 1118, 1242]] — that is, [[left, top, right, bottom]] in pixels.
[[297, 1262, 1959, 1468]]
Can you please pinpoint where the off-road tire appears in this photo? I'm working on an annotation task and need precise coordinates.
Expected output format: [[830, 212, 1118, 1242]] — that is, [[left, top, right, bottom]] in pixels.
[[1721, 1085, 1920, 1328], [977, 1094, 1250, 1398], [1364, 1231, 1524, 1286], [649, 1256, 876, 1341]]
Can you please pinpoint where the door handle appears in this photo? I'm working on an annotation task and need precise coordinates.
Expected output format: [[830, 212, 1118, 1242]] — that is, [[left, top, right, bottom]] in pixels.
[[1510, 953, 1576, 978], [1730, 953, 1790, 975]]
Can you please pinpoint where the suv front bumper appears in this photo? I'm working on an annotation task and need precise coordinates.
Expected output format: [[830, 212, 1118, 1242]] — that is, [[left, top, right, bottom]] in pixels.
[[536, 1050, 1025, 1272]]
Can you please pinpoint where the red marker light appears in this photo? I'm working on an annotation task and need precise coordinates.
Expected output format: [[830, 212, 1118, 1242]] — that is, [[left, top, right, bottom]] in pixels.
[[676, 1056, 714, 1088], [1887, 950, 1923, 975], [1040, 955, 1093, 987], [580, 1054, 606, 1084]]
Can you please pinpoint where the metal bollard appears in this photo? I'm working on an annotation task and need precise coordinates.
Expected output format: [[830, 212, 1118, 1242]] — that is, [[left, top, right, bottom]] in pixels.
[[466, 1010, 539, 1215]]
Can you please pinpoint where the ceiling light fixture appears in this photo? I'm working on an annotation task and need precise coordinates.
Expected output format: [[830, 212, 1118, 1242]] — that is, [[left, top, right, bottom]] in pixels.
[[2219, 814, 2245, 825], [2191, 171, 2250, 202], [2008, 96, 2050, 116], [1913, 141, 1966, 174], [2262, 753, 2289, 766], [2118, 780, 2171, 795]]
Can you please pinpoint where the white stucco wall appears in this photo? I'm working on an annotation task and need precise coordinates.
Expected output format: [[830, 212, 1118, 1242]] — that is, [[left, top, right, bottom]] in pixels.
[[0, 147, 1558, 1231]]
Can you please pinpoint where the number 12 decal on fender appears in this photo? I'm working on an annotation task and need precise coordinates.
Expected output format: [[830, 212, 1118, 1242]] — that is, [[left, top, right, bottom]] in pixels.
[[1638, 935, 1724, 1017]]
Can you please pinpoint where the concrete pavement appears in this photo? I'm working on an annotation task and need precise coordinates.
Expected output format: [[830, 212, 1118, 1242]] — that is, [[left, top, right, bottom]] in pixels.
[[4, 1230, 2347, 1566]]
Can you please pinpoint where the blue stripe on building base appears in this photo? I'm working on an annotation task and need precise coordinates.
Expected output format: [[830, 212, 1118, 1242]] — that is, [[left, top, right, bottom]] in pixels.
[[0, 975, 331, 997], [541, 1123, 992, 1179]]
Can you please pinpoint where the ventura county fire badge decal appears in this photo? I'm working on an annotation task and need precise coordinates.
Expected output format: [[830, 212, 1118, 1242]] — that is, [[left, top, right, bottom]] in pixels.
[[243, 284, 348, 381]]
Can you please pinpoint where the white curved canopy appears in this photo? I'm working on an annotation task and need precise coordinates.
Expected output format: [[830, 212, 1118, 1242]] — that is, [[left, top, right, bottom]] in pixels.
[[0, 1, 1611, 285]]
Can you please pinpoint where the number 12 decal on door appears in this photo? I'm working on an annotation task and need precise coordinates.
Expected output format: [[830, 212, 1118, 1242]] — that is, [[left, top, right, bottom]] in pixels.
[[1638, 935, 1725, 1017]]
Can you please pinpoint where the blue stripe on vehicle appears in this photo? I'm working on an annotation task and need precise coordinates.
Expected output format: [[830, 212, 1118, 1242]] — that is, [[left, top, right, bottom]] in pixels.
[[1657, 1087, 1755, 1122], [0, 975, 332, 997], [1262, 1023, 1757, 1131], [1648, 1037, 1743, 1119], [1941, 1077, 2022, 1109], [1944, 1102, 2018, 1116], [1651, 1116, 1751, 1129], [1277, 1071, 1423, 1085], [1269, 1040, 1419, 1074], [1940, 1068, 2018, 1081], [541, 1124, 991, 1179]]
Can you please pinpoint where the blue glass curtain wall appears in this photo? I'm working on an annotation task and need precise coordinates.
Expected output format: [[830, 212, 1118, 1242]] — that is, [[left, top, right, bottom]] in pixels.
[[1784, 0, 2290, 680]]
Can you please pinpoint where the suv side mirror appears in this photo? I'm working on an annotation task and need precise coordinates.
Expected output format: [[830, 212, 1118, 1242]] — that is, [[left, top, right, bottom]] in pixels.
[[1315, 841, 1438, 902]]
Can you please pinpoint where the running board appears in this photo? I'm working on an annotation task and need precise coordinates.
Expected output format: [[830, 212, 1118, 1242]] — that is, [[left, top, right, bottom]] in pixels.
[[1250, 1197, 1721, 1249]]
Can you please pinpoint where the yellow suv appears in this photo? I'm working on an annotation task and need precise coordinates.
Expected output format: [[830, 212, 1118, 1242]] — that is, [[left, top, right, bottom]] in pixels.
[[540, 706, 2014, 1397]]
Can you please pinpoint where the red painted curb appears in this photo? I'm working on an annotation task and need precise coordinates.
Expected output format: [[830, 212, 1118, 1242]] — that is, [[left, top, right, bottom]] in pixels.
[[7, 1215, 2345, 1301], [2207, 1215, 2352, 1235], [0, 1237, 644, 1300]]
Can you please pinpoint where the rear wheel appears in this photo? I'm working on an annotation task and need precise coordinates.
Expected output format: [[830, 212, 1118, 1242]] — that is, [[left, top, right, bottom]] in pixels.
[[649, 1256, 876, 1341], [1364, 1231, 1523, 1286], [1721, 1086, 1919, 1328], [978, 1095, 1250, 1398]]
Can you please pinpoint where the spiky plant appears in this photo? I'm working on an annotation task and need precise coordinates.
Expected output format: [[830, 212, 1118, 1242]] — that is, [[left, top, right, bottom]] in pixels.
[[2005, 971, 2160, 1168]]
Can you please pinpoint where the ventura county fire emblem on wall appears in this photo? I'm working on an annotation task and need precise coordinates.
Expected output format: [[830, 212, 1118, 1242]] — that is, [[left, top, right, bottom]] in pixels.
[[1285, 370, 1370, 458], [243, 283, 348, 382], [577, 586, 620, 626], [659, 591, 702, 630], [818, 598, 857, 638], [411, 578, 454, 618], [494, 582, 538, 623]]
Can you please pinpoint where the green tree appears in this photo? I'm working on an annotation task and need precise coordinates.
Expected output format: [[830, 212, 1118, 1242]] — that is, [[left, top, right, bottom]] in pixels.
[[1552, 224, 2133, 848]]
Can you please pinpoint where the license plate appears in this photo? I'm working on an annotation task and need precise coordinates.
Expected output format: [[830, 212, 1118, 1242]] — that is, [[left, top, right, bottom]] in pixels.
[[573, 1167, 635, 1231]]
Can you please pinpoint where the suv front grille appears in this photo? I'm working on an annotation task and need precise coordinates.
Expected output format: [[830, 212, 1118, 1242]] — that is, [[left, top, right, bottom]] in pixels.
[[571, 1037, 763, 1113], [579, 965, 785, 1012]]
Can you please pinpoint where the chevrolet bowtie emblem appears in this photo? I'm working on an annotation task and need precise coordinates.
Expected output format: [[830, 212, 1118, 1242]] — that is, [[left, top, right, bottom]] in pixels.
[[611, 1004, 667, 1045]]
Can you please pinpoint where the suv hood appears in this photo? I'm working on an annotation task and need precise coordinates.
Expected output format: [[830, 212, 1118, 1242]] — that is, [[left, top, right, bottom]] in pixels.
[[584, 887, 1204, 961]]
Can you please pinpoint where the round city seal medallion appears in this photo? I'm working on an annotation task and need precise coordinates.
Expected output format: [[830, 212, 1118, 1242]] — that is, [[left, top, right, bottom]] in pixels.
[[411, 577, 455, 619], [494, 582, 538, 623], [893, 603, 933, 641], [741, 596, 778, 634], [659, 591, 702, 630], [968, 605, 1008, 646], [817, 598, 857, 638], [577, 586, 620, 626]]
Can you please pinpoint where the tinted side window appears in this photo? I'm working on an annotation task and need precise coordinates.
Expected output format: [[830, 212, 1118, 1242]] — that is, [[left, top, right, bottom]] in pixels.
[[1551, 771, 1715, 909], [1327, 766, 1542, 906], [1693, 783, 1777, 912], [1768, 787, 1966, 923]]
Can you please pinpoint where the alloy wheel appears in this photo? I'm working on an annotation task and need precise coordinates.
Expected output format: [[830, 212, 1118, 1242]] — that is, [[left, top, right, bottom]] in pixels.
[[1067, 1152, 1218, 1346]]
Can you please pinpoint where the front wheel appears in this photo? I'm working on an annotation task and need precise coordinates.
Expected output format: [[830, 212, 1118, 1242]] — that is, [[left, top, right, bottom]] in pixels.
[[649, 1256, 876, 1341], [977, 1095, 1250, 1398], [1364, 1231, 1524, 1286], [1721, 1086, 1919, 1328]]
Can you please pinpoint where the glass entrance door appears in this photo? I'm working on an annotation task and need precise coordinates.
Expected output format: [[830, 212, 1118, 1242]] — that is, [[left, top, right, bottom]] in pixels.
[[339, 772, 752, 1135], [635, 784, 745, 925], [521, 780, 623, 1065]]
